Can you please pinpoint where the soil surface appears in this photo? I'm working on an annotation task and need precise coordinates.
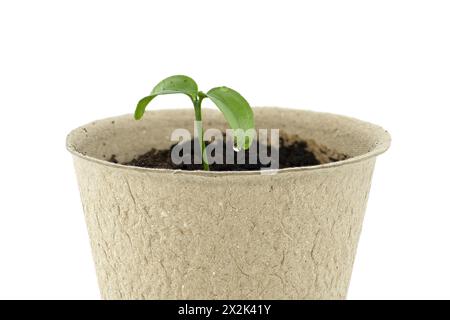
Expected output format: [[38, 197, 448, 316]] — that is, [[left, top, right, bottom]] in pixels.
[[112, 137, 348, 171]]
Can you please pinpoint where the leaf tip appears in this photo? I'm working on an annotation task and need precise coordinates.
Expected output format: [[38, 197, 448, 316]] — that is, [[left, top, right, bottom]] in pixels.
[[134, 112, 143, 120]]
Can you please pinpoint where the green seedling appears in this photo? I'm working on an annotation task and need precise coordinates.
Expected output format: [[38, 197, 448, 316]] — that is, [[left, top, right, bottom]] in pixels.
[[134, 75, 255, 171]]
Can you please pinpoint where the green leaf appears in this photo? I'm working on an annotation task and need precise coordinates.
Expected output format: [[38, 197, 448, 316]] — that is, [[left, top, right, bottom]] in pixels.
[[134, 95, 156, 119], [134, 75, 198, 119], [206, 86, 255, 149]]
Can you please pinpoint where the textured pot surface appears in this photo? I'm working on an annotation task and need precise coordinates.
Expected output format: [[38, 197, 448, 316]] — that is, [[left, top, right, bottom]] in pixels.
[[67, 108, 390, 299]]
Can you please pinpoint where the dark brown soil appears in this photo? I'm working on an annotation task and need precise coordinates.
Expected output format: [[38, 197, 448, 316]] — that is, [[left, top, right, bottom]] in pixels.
[[112, 138, 347, 171]]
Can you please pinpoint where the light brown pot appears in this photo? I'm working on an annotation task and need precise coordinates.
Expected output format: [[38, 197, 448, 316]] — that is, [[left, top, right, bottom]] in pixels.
[[67, 108, 390, 300]]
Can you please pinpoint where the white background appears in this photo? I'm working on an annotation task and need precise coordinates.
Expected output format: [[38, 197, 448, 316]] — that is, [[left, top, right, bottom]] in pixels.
[[0, 0, 449, 300]]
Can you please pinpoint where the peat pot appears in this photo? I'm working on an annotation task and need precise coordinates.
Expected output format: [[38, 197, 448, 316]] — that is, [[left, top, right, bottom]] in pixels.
[[66, 108, 390, 299]]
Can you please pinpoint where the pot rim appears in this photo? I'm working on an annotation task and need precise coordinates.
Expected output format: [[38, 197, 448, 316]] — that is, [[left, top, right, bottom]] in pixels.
[[66, 107, 391, 177]]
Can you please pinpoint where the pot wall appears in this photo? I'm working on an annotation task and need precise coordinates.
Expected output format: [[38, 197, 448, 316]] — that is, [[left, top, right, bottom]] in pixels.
[[67, 108, 390, 299]]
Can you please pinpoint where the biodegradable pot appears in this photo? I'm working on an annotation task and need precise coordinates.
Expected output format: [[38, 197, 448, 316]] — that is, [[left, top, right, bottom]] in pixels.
[[67, 108, 390, 300]]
